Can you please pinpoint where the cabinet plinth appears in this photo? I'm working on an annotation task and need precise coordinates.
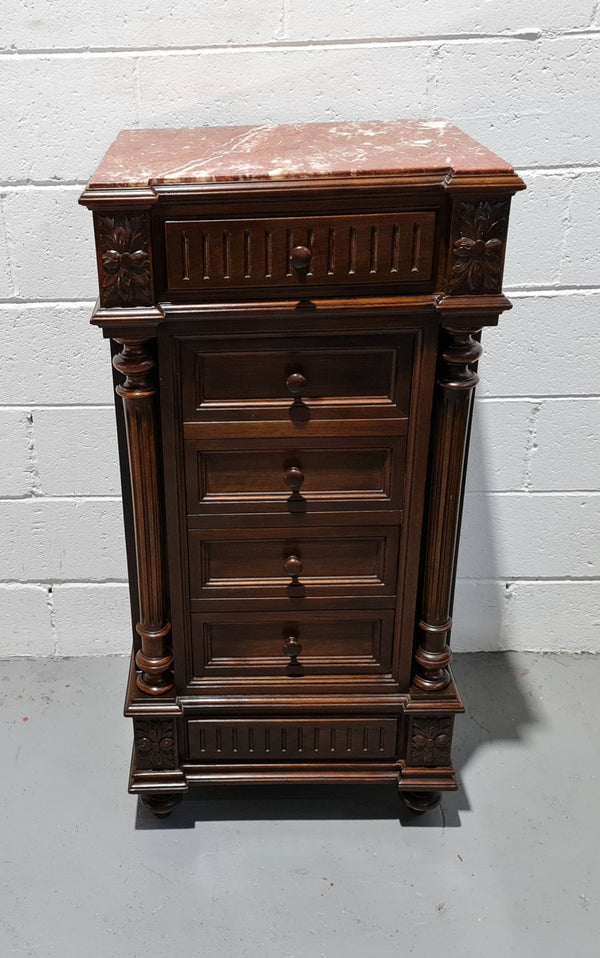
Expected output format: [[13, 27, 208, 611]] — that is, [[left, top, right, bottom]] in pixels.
[[80, 120, 525, 815]]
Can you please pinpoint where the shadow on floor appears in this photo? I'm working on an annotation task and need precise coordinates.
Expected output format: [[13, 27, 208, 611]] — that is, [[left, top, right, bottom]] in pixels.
[[435, 650, 539, 825], [135, 652, 538, 831]]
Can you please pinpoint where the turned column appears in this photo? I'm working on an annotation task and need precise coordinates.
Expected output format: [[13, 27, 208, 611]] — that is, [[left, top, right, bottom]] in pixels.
[[113, 338, 173, 695], [412, 324, 482, 691]]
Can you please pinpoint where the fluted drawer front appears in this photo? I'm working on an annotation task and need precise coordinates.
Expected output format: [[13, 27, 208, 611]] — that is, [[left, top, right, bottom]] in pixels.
[[188, 525, 399, 603], [180, 336, 415, 427], [190, 609, 394, 678], [187, 718, 398, 761], [184, 435, 407, 515], [165, 212, 435, 292]]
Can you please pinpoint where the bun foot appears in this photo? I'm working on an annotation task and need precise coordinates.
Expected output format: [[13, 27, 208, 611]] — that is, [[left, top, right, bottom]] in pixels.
[[140, 792, 183, 818], [399, 789, 442, 814]]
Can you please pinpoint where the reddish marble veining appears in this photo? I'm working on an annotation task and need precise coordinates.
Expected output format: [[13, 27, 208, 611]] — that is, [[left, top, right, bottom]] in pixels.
[[87, 120, 515, 189]]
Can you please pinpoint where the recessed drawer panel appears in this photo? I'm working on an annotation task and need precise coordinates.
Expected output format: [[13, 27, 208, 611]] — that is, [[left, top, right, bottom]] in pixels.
[[184, 436, 407, 515], [181, 337, 415, 425], [165, 212, 435, 292], [188, 525, 399, 601], [187, 718, 398, 761], [190, 609, 394, 678]]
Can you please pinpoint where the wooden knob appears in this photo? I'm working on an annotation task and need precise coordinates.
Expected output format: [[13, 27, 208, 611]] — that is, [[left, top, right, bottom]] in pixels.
[[284, 554, 303, 579], [283, 634, 302, 662], [290, 245, 312, 270], [284, 466, 304, 492], [285, 372, 306, 396]]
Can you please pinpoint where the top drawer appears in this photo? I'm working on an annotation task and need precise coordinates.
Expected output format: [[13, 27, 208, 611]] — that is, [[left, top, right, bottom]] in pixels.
[[164, 211, 436, 293]]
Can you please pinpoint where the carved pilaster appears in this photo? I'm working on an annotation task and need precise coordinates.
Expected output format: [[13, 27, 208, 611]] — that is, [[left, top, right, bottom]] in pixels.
[[413, 326, 482, 691], [113, 339, 173, 695]]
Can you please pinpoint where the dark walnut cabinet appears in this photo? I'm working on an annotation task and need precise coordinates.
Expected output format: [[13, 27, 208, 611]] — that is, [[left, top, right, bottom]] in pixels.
[[79, 121, 525, 816]]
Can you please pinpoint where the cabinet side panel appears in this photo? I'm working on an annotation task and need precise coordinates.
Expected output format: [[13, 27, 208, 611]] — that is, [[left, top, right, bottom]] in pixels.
[[393, 320, 439, 689], [158, 329, 193, 692], [110, 338, 140, 655]]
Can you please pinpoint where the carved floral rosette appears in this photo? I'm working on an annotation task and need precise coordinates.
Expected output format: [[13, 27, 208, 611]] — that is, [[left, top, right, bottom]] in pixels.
[[134, 718, 178, 770], [406, 716, 453, 767], [95, 211, 153, 307], [448, 199, 510, 295]]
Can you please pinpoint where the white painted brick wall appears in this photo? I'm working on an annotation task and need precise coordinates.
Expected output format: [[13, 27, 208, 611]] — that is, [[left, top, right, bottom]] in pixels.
[[1, 6, 598, 657], [0, 200, 14, 297], [51, 584, 131, 656], [453, 580, 600, 653], [477, 292, 600, 399], [0, 305, 113, 405], [502, 172, 570, 288], [3, 188, 96, 299], [561, 172, 600, 285], [458, 495, 600, 580], [136, 46, 432, 128], [431, 38, 600, 167], [0, 58, 139, 182], [1, 1, 285, 50], [33, 408, 120, 496], [0, 409, 32, 497], [284, 1, 596, 39], [531, 400, 600, 491], [465, 402, 535, 493], [0, 584, 54, 656], [0, 499, 126, 582]]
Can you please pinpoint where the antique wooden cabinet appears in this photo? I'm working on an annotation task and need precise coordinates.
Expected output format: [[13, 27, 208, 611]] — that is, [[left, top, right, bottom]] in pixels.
[[79, 121, 524, 816]]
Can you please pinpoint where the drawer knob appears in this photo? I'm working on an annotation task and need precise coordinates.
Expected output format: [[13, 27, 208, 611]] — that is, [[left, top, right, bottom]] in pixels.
[[283, 633, 302, 663], [290, 245, 312, 271], [284, 554, 303, 580], [284, 465, 305, 493], [285, 371, 307, 396]]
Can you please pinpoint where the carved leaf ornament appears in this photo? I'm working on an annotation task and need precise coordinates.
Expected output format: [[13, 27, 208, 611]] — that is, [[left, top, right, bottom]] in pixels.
[[134, 719, 177, 769], [449, 200, 508, 294], [409, 717, 452, 766], [98, 213, 152, 307]]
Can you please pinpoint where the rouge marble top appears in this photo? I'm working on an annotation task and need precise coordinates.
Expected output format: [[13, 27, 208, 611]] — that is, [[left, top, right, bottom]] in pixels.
[[86, 120, 516, 190]]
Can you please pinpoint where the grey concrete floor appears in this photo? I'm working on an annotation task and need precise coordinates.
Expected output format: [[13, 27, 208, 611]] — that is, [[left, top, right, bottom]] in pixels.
[[0, 653, 598, 957]]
